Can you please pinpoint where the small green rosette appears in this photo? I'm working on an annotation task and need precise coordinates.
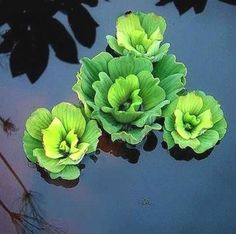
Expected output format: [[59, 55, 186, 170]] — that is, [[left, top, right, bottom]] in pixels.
[[73, 52, 171, 145], [107, 12, 170, 62], [23, 102, 101, 180], [163, 91, 227, 154]]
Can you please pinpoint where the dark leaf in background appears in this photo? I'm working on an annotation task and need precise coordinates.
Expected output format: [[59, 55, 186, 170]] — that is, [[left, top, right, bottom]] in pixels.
[[0, 0, 99, 83], [156, 0, 172, 6], [156, 0, 207, 15], [220, 0, 236, 5], [10, 32, 49, 83], [0, 30, 15, 53], [46, 18, 78, 63], [68, 5, 98, 48], [78, 0, 98, 7]]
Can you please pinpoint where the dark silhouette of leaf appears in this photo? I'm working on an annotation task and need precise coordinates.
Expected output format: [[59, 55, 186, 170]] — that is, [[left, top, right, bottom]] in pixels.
[[68, 5, 99, 47], [220, 0, 236, 5], [78, 0, 98, 7], [156, 0, 207, 14], [10, 31, 49, 83], [0, 0, 99, 82], [0, 30, 15, 53], [156, 0, 172, 6], [45, 18, 78, 63]]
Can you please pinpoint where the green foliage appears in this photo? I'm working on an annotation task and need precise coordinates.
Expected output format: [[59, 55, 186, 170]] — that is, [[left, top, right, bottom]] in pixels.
[[107, 12, 170, 62], [163, 91, 227, 153], [23, 103, 101, 180], [73, 53, 169, 144]]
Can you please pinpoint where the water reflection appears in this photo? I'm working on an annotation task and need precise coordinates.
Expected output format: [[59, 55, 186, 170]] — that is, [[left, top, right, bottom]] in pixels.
[[98, 131, 158, 164], [0, 0, 99, 83], [36, 165, 80, 188], [220, 0, 236, 5], [156, 0, 236, 15], [156, 0, 207, 15], [0, 115, 18, 135], [161, 142, 214, 161], [0, 152, 64, 233]]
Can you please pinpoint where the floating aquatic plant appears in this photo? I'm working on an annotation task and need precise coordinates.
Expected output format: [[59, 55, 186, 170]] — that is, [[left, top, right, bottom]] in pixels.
[[73, 52, 170, 144], [152, 54, 187, 102], [23, 102, 101, 180], [163, 91, 227, 154], [107, 12, 170, 62]]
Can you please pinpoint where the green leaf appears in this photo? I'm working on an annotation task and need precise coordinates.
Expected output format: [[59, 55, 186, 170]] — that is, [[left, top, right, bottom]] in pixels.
[[69, 143, 89, 161], [153, 54, 187, 80], [106, 35, 125, 55], [137, 71, 166, 110], [117, 13, 143, 35], [49, 165, 80, 180], [33, 148, 65, 173], [164, 115, 175, 132], [111, 123, 161, 145], [132, 100, 169, 127], [137, 12, 166, 39], [153, 54, 187, 101], [91, 110, 123, 134], [81, 120, 102, 154], [176, 92, 203, 115], [148, 43, 170, 62], [196, 91, 224, 124], [102, 106, 142, 124], [23, 131, 43, 163], [108, 55, 153, 80], [163, 130, 175, 149], [190, 110, 213, 139], [171, 130, 200, 150], [211, 117, 227, 140], [174, 109, 191, 140], [75, 52, 113, 101], [93, 72, 114, 108], [195, 130, 220, 154], [42, 118, 66, 159], [52, 102, 86, 137], [65, 129, 78, 148], [107, 75, 140, 108], [26, 108, 52, 141]]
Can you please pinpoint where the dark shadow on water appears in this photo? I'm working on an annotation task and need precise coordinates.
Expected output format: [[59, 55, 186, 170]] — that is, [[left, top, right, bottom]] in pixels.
[[105, 45, 119, 57], [36, 165, 80, 188], [143, 132, 158, 152], [161, 141, 214, 161], [0, 152, 64, 233], [156, 0, 236, 15], [156, 0, 207, 15], [98, 131, 158, 164], [0, 115, 18, 135], [0, 0, 99, 83], [219, 0, 236, 5]]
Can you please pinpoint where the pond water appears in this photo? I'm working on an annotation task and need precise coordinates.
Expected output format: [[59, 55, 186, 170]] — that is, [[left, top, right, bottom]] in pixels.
[[1, 0, 236, 233]]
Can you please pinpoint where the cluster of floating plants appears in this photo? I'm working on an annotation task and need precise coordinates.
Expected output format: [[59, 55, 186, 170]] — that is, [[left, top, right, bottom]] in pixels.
[[23, 11, 227, 181]]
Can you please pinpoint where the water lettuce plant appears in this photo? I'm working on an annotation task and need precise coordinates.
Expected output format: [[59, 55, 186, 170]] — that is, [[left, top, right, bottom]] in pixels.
[[23, 102, 101, 180], [73, 52, 171, 145], [107, 12, 170, 62], [163, 91, 227, 154]]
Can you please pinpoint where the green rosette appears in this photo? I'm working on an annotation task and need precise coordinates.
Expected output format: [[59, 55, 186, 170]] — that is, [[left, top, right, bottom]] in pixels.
[[73, 52, 170, 145], [107, 11, 170, 62], [163, 91, 227, 154], [23, 102, 102, 180]]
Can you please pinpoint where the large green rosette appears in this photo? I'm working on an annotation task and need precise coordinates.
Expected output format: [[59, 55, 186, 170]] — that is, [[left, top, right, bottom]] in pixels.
[[73, 52, 169, 145], [163, 91, 227, 154], [107, 12, 170, 62], [23, 102, 102, 180]]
